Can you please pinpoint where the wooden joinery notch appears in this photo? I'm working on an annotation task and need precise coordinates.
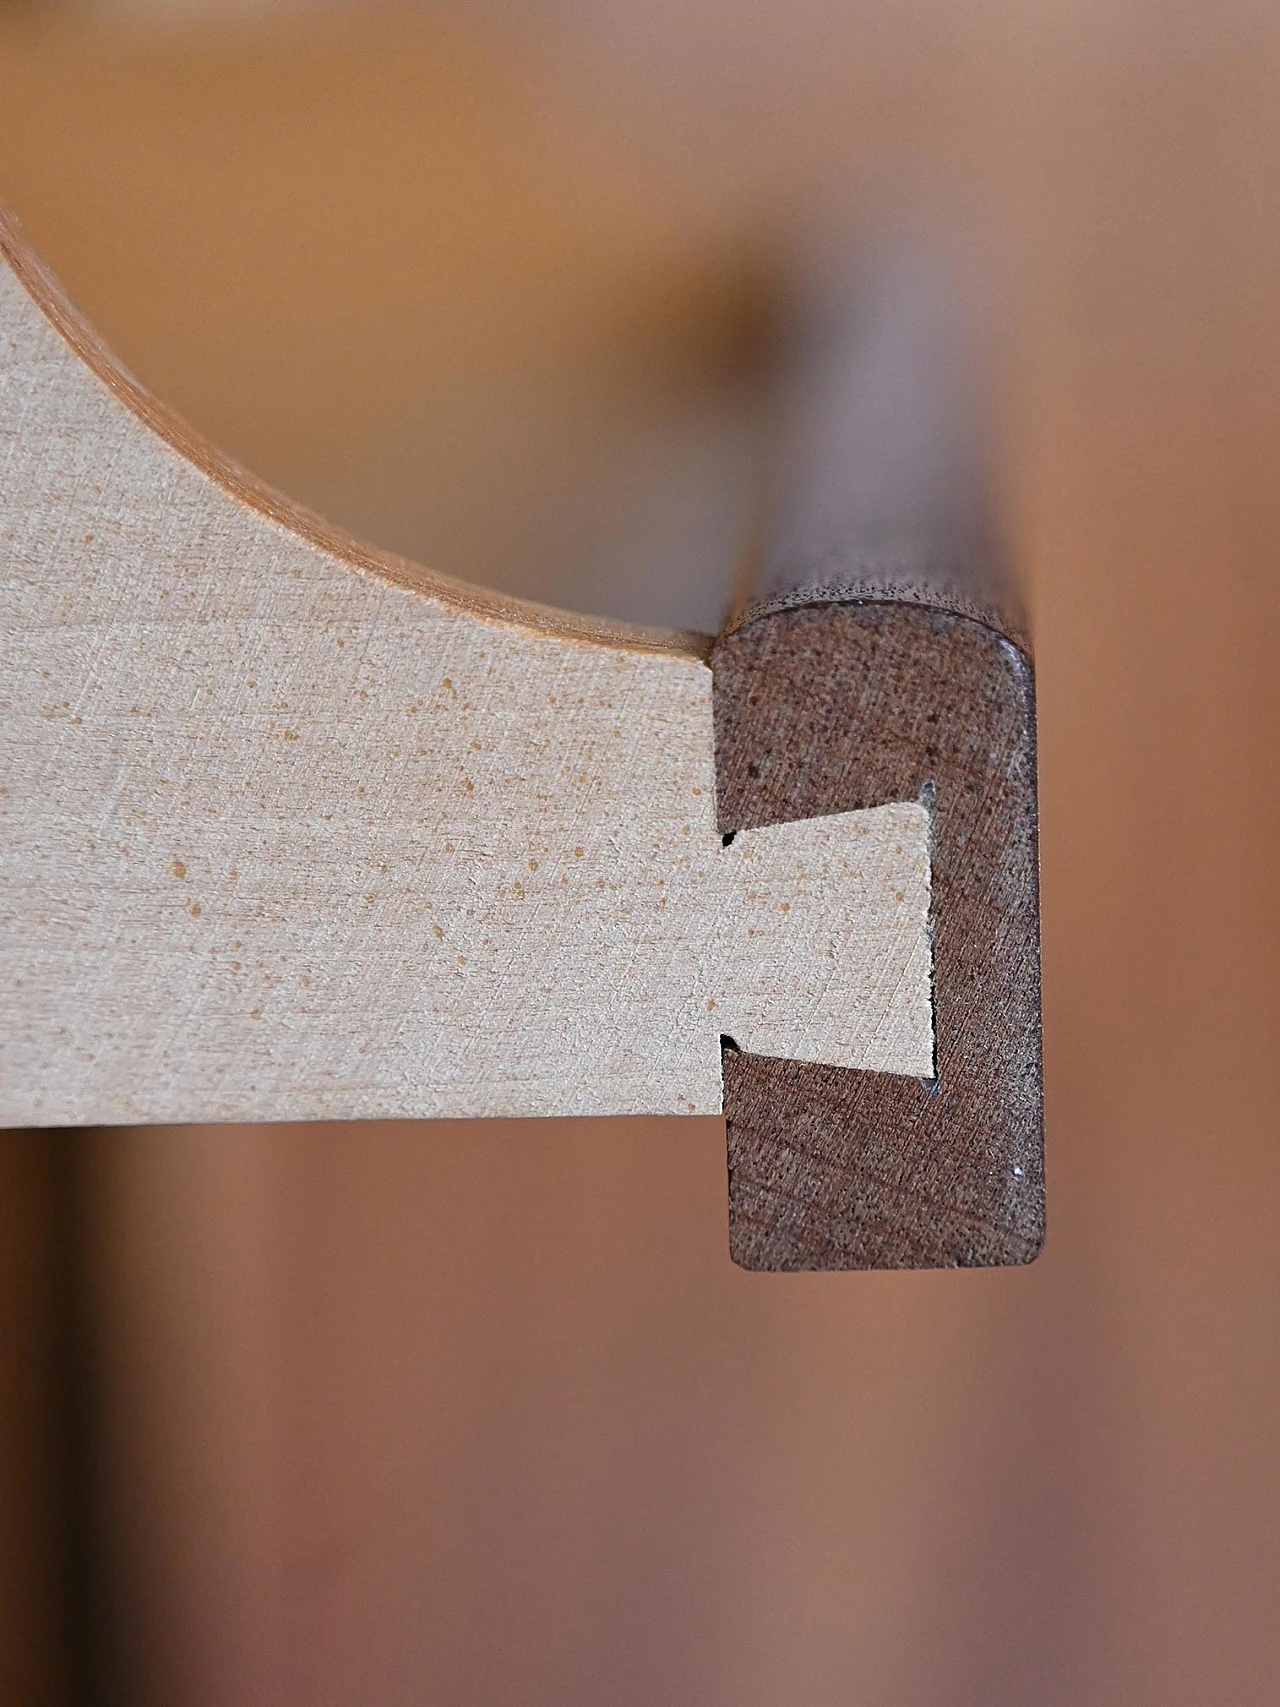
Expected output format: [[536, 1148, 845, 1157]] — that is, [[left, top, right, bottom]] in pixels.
[[0, 207, 1042, 1269]]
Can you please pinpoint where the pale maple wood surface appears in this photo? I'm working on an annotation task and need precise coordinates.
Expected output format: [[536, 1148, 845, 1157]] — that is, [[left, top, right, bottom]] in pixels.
[[0, 225, 932, 1125]]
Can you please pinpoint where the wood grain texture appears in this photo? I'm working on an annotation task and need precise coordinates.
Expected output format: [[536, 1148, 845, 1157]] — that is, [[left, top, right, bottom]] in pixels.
[[712, 240, 1042, 1270], [714, 601, 1043, 1268], [0, 210, 933, 1127]]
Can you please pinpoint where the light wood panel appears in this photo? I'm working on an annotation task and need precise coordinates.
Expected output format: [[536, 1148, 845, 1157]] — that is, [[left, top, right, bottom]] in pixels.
[[0, 210, 932, 1127]]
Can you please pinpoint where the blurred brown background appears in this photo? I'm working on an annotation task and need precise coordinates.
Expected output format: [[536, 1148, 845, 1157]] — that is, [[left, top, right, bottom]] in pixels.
[[2, 2, 1278, 1703]]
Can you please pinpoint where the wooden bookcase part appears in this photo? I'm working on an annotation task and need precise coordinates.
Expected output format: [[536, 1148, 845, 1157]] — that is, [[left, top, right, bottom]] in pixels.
[[0, 204, 1041, 1269]]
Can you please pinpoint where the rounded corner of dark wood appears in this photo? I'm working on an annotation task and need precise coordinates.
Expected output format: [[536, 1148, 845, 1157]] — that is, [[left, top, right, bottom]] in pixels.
[[712, 597, 1043, 1272]]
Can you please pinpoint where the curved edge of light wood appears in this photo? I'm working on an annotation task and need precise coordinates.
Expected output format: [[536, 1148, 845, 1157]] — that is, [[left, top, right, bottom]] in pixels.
[[1, 200, 934, 1131], [0, 201, 711, 664]]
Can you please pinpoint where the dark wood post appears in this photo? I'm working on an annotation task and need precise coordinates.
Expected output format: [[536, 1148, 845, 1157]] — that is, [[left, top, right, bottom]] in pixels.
[[713, 235, 1044, 1269]]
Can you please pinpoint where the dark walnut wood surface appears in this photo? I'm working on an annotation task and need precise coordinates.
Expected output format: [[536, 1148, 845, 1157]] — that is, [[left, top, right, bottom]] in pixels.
[[713, 600, 1043, 1269]]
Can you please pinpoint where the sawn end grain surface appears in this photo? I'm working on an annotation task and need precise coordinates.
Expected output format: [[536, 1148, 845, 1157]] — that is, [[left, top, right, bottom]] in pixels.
[[713, 601, 1043, 1269]]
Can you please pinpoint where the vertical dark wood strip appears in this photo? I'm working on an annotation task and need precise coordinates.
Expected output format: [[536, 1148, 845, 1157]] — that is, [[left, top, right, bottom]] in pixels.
[[713, 234, 1043, 1270], [713, 602, 1043, 1270], [48, 1130, 111, 1707]]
